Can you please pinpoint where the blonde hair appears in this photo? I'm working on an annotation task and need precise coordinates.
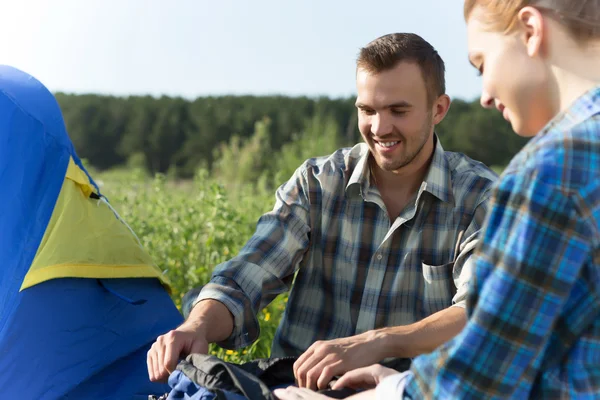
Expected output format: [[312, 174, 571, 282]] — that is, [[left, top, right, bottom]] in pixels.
[[464, 0, 600, 42]]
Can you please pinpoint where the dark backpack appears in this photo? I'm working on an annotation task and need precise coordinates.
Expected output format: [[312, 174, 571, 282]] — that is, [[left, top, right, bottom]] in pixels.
[[150, 354, 412, 400]]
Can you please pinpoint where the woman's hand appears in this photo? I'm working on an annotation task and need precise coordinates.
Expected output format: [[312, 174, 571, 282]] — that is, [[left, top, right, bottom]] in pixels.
[[331, 364, 398, 390]]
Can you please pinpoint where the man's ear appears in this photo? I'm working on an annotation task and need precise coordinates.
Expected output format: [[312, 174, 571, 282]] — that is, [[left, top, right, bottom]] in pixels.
[[433, 94, 451, 125], [517, 6, 545, 57]]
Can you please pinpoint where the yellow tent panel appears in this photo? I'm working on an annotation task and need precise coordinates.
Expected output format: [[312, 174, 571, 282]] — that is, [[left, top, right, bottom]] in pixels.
[[21, 157, 171, 291]]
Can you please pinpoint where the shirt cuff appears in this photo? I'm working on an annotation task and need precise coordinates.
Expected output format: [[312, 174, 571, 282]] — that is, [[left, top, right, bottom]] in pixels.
[[450, 300, 467, 309], [375, 371, 413, 400]]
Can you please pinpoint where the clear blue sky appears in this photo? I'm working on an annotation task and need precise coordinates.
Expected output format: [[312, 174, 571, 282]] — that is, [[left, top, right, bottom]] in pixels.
[[0, 0, 481, 101]]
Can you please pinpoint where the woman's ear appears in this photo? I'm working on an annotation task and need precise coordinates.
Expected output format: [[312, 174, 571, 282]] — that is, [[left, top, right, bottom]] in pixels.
[[517, 6, 546, 57]]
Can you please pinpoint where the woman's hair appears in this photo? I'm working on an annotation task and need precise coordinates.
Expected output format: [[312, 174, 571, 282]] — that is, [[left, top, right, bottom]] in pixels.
[[464, 0, 600, 42]]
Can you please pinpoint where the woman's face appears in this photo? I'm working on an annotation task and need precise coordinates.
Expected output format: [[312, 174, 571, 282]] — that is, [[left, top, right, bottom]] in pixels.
[[466, 6, 556, 136]]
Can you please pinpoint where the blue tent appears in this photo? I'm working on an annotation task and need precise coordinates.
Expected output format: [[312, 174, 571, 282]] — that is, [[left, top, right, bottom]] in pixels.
[[0, 65, 184, 399]]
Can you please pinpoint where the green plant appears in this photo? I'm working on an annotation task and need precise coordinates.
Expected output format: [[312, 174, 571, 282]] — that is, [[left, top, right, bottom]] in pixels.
[[98, 168, 287, 362]]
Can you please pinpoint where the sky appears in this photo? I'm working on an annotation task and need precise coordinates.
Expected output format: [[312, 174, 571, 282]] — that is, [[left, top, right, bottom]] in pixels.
[[0, 0, 482, 102]]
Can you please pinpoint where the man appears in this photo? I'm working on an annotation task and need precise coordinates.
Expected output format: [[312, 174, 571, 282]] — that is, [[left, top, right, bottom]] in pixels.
[[277, 2, 600, 399], [147, 32, 498, 391]]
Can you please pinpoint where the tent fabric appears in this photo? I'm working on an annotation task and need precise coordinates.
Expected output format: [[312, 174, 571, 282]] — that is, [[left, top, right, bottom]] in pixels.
[[0, 64, 184, 399], [1, 278, 182, 399], [22, 156, 171, 291]]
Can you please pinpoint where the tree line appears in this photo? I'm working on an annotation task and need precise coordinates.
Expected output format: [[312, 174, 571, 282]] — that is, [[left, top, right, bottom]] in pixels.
[[55, 93, 529, 187]]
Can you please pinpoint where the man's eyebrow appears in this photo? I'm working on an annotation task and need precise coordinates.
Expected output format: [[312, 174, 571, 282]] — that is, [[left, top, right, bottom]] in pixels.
[[386, 101, 412, 108], [355, 101, 413, 108]]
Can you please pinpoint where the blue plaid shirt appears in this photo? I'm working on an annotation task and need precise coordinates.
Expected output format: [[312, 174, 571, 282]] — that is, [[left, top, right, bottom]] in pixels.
[[196, 136, 497, 357], [402, 86, 600, 399]]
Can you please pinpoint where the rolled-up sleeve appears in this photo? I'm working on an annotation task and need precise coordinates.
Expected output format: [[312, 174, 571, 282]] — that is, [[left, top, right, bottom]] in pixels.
[[451, 235, 478, 309], [194, 166, 312, 349], [451, 190, 492, 309]]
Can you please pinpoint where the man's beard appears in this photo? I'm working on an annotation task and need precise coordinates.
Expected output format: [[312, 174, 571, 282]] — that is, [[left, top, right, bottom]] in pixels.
[[373, 116, 433, 172]]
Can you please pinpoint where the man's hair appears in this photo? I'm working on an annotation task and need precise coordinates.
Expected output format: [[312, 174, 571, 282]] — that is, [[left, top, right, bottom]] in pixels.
[[464, 0, 600, 42], [356, 33, 446, 105]]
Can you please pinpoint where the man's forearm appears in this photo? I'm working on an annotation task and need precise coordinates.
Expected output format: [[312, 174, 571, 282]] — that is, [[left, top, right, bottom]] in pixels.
[[182, 299, 234, 344], [375, 306, 467, 358]]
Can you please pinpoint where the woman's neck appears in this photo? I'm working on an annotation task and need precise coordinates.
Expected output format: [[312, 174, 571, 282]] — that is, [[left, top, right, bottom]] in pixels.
[[550, 38, 600, 112]]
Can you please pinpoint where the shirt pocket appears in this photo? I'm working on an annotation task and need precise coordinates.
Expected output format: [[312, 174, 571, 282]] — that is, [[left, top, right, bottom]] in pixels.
[[421, 262, 455, 315]]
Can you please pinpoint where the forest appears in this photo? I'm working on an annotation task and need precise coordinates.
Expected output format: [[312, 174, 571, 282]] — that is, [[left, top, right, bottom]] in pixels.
[[56, 93, 528, 187]]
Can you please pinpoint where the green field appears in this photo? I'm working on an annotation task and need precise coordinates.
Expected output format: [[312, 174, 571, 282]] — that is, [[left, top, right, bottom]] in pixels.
[[96, 166, 287, 363], [96, 159, 506, 364]]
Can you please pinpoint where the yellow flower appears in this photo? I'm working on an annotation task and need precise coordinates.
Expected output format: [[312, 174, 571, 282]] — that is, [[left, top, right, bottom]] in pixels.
[[264, 312, 271, 322], [226, 350, 235, 355]]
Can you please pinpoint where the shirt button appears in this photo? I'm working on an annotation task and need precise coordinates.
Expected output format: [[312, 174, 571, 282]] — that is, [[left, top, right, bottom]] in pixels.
[[376, 254, 383, 260]]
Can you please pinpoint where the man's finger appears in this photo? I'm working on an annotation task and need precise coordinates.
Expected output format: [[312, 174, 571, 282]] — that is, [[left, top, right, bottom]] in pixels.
[[147, 348, 155, 381], [305, 355, 336, 391], [295, 352, 322, 388], [316, 361, 342, 390], [293, 346, 314, 379], [163, 336, 184, 376], [294, 346, 312, 367], [149, 349, 160, 382], [152, 339, 165, 381]]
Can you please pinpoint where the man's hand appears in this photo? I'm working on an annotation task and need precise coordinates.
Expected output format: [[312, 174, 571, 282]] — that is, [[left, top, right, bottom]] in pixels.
[[147, 326, 209, 383], [293, 332, 385, 390], [147, 298, 234, 382], [331, 364, 397, 390]]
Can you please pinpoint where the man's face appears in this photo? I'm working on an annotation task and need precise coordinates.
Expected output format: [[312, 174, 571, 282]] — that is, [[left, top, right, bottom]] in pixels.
[[356, 62, 434, 173]]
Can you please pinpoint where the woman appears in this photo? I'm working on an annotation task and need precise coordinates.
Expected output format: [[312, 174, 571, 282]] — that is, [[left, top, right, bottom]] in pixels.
[[275, 1, 600, 398]]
